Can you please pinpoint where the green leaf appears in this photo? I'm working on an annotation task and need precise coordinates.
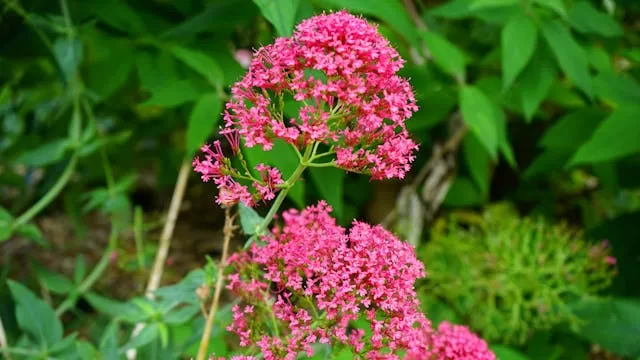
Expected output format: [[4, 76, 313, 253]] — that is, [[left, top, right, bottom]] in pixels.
[[309, 167, 344, 220], [533, 0, 567, 18], [541, 20, 592, 98], [470, 0, 519, 10], [570, 105, 640, 165], [571, 297, 640, 357], [422, 32, 466, 81], [15, 223, 48, 247], [463, 133, 490, 196], [444, 177, 484, 206], [170, 45, 224, 87], [91, 0, 147, 35], [593, 72, 640, 107], [121, 323, 159, 351], [429, 0, 475, 19], [568, 1, 623, 37], [518, 44, 556, 122], [320, 0, 419, 45], [524, 150, 571, 178], [491, 345, 531, 360], [53, 38, 83, 81], [99, 321, 120, 360], [186, 93, 222, 156], [495, 106, 517, 168], [588, 46, 612, 73], [74, 254, 87, 284], [84, 292, 146, 323], [502, 12, 537, 90], [459, 85, 499, 158], [239, 203, 264, 235], [244, 140, 305, 208], [155, 269, 207, 305], [253, 0, 300, 37], [163, 304, 200, 324], [49, 334, 78, 355], [7, 280, 63, 348], [78, 131, 133, 158], [76, 340, 99, 360], [33, 262, 74, 294], [85, 31, 135, 99], [14, 139, 70, 166], [141, 79, 201, 108], [0, 207, 12, 242], [539, 107, 605, 151]]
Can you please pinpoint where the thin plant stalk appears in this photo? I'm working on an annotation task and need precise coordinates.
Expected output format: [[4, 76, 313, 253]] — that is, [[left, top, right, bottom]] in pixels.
[[196, 207, 236, 360]]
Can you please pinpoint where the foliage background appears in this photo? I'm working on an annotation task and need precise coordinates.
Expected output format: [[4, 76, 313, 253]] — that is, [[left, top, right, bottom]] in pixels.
[[0, 0, 639, 359]]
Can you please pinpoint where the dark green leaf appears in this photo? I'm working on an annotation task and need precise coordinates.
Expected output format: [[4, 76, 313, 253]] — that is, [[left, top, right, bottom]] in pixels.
[[571, 297, 640, 357], [459, 85, 499, 158], [78, 131, 133, 158], [239, 203, 264, 235], [444, 177, 484, 207], [140, 80, 201, 107], [463, 133, 490, 196], [518, 44, 556, 122], [74, 254, 87, 284], [186, 93, 222, 156], [570, 105, 640, 165], [429, 0, 474, 19], [491, 345, 531, 360], [253, 0, 300, 37], [244, 140, 305, 208], [309, 166, 344, 220], [33, 262, 74, 294], [7, 280, 63, 348], [539, 107, 605, 151], [91, 0, 147, 34], [495, 106, 517, 168], [170, 46, 224, 87], [0, 207, 12, 242], [541, 20, 592, 98], [85, 31, 135, 99], [14, 139, 70, 166], [502, 12, 537, 90], [568, 1, 623, 37], [319, 0, 420, 45], [53, 38, 83, 81], [524, 150, 571, 178], [422, 32, 466, 81], [546, 82, 586, 108]]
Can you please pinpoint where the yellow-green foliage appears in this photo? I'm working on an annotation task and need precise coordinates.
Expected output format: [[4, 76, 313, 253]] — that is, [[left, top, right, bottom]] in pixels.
[[418, 204, 616, 345]]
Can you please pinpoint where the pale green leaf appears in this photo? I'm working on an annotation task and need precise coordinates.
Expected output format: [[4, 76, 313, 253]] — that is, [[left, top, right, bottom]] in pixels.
[[186, 93, 222, 156], [570, 106, 640, 165], [541, 20, 592, 98], [459, 85, 499, 158], [238, 203, 264, 235], [502, 12, 537, 90], [422, 32, 466, 80]]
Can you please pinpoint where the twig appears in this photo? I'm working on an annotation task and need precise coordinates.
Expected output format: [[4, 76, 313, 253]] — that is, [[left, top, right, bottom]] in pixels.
[[0, 314, 12, 360], [126, 160, 190, 360], [403, 0, 428, 31], [196, 207, 236, 360]]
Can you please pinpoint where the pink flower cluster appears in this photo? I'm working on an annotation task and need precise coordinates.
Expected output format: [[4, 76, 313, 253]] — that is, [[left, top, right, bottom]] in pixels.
[[223, 11, 418, 180], [224, 202, 495, 359], [430, 322, 496, 360], [192, 137, 284, 206]]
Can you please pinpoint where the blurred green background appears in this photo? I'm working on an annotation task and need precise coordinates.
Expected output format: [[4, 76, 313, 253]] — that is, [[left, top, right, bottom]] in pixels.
[[1, 0, 639, 359]]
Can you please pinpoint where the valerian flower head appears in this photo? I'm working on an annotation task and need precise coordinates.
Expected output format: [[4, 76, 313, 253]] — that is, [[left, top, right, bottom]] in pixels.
[[223, 202, 495, 359], [223, 11, 418, 180], [430, 322, 496, 360]]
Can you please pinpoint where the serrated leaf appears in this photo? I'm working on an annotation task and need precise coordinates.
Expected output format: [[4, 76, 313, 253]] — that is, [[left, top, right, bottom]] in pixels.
[[534, 0, 567, 18], [570, 105, 640, 165], [239, 203, 264, 235], [14, 139, 70, 166], [186, 93, 222, 156], [8, 280, 63, 348], [253, 0, 300, 37], [309, 167, 344, 220], [502, 12, 537, 90], [571, 297, 640, 357], [568, 1, 623, 37], [541, 20, 592, 98], [518, 44, 556, 122], [463, 133, 490, 196], [459, 86, 499, 158], [422, 32, 466, 81], [170, 46, 224, 87], [539, 107, 605, 151]]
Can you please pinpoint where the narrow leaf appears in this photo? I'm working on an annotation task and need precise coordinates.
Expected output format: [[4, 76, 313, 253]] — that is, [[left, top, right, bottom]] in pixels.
[[534, 0, 567, 18], [518, 44, 556, 122], [253, 0, 300, 37], [422, 32, 466, 81], [459, 86, 499, 158], [502, 12, 537, 90], [14, 139, 70, 167], [186, 93, 222, 156], [568, 1, 623, 37], [8, 280, 63, 348]]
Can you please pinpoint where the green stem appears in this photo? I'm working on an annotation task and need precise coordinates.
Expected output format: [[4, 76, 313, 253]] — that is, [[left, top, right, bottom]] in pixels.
[[13, 154, 79, 229], [55, 228, 117, 316]]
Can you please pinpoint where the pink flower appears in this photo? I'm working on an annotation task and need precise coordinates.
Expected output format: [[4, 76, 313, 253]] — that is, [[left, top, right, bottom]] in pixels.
[[223, 11, 418, 180], [429, 322, 496, 360], [234, 49, 253, 69]]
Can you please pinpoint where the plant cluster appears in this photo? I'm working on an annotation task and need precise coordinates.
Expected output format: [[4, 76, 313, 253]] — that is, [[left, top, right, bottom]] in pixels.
[[418, 204, 617, 344]]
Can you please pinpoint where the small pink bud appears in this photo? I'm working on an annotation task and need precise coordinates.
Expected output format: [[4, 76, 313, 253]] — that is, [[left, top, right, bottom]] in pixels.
[[234, 49, 252, 69]]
